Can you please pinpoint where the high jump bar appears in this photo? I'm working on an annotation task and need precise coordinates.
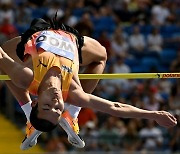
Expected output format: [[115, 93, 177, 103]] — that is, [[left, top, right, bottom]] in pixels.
[[0, 73, 180, 80]]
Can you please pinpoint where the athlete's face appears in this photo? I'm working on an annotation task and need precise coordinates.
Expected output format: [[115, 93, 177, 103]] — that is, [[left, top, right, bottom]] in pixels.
[[34, 88, 64, 125]]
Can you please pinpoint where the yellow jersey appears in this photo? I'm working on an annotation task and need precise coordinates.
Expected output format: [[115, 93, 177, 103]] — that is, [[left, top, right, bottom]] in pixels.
[[24, 29, 78, 101]]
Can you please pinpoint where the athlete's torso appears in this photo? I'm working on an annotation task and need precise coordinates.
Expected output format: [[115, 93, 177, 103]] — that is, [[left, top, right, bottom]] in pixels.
[[24, 29, 79, 100]]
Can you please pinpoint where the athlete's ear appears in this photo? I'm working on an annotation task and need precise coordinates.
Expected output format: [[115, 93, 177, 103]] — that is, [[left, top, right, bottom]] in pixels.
[[31, 99, 38, 107]]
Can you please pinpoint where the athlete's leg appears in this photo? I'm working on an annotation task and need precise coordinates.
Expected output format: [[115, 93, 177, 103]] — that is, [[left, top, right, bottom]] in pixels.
[[80, 36, 107, 92]]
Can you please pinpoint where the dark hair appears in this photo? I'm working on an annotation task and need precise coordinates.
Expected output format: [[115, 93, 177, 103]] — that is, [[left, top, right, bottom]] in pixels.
[[30, 104, 57, 132]]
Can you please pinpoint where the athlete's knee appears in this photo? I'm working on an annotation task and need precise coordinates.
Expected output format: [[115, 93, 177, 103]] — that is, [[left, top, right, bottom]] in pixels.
[[83, 36, 107, 63], [95, 45, 107, 70], [99, 45, 107, 63], [91, 45, 107, 69]]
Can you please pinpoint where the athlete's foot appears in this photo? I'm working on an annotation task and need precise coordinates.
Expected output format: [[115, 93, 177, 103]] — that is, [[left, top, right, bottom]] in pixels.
[[59, 111, 85, 148], [20, 121, 42, 150]]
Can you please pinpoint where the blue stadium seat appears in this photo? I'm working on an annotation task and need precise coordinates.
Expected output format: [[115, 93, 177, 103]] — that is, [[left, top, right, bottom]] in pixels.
[[157, 66, 169, 72], [144, 51, 160, 59], [92, 16, 116, 38], [160, 49, 177, 66], [139, 25, 153, 36], [140, 57, 160, 72], [125, 58, 140, 67], [123, 26, 133, 35], [131, 65, 145, 73], [31, 7, 48, 18], [72, 8, 85, 18], [160, 25, 177, 38], [15, 24, 29, 34]]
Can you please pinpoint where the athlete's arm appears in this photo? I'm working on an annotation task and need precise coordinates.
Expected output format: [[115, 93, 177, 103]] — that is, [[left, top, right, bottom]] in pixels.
[[67, 73, 177, 128]]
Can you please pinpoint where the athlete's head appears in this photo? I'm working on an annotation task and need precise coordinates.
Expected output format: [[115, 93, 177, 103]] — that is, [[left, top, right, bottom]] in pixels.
[[30, 88, 64, 132]]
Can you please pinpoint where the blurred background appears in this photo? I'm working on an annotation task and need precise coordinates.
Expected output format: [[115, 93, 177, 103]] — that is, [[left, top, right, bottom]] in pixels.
[[0, 0, 180, 153]]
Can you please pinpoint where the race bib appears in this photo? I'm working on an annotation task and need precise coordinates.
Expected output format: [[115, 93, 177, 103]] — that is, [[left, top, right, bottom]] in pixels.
[[35, 31, 76, 60]]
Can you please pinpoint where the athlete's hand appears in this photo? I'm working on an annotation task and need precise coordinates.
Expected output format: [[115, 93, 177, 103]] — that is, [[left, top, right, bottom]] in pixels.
[[155, 111, 177, 128]]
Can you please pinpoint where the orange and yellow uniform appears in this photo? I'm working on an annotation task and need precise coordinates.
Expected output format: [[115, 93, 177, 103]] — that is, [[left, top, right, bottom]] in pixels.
[[24, 29, 78, 101]]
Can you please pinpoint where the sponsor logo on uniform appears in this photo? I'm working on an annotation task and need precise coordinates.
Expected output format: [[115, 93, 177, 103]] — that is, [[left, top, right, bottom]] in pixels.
[[36, 34, 74, 53], [61, 65, 72, 73], [37, 59, 47, 68], [35, 31, 76, 61]]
